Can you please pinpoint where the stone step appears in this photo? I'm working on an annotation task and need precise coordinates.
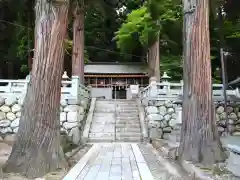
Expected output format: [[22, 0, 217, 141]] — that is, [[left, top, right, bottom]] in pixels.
[[116, 115, 139, 118], [88, 132, 114, 138], [88, 136, 142, 143], [116, 120, 140, 124], [116, 120, 140, 125], [115, 124, 141, 128], [116, 114, 139, 120], [116, 128, 141, 133], [116, 104, 137, 106], [90, 131, 115, 134], [88, 137, 115, 143], [116, 123, 140, 126], [91, 121, 115, 125], [94, 110, 115, 113], [93, 112, 114, 116], [116, 118, 139, 121], [116, 113, 139, 117], [90, 123, 115, 127], [117, 104, 137, 106], [115, 100, 136, 103], [116, 103, 137, 105], [116, 132, 142, 137], [116, 124, 141, 127], [116, 121, 139, 124], [116, 107, 138, 109], [115, 137, 142, 142], [117, 110, 138, 112], [92, 119, 115, 123], [90, 128, 115, 133]]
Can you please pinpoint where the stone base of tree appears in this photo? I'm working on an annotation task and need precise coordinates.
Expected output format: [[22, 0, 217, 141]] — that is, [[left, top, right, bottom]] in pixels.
[[151, 138, 238, 179]]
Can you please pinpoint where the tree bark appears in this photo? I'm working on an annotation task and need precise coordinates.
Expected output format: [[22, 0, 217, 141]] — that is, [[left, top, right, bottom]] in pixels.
[[3, 0, 69, 178], [178, 0, 226, 166], [72, 1, 85, 84], [148, 35, 160, 81]]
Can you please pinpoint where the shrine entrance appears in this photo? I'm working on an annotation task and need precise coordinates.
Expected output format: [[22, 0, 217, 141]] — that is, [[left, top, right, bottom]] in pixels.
[[112, 86, 126, 99]]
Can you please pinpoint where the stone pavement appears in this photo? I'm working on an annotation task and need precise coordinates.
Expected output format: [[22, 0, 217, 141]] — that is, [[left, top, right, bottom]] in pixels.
[[63, 143, 189, 180]]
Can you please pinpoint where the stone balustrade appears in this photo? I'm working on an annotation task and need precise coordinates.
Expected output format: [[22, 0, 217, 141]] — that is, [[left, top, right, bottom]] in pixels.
[[0, 75, 90, 100], [140, 73, 240, 102]]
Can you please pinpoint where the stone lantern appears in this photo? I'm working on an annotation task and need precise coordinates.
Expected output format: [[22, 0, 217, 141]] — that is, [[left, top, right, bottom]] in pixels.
[[62, 71, 70, 87], [161, 72, 171, 82], [161, 72, 171, 91]]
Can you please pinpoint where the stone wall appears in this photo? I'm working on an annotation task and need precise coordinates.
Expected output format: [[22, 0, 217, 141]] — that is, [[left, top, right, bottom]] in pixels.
[[216, 104, 240, 136], [143, 100, 180, 139], [0, 95, 91, 144], [143, 100, 240, 140]]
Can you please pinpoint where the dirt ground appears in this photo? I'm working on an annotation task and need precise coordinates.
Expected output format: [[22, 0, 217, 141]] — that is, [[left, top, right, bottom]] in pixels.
[[0, 142, 92, 180]]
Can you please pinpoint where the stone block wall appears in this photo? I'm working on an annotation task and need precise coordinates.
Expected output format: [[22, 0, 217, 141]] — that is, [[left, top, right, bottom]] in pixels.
[[142, 99, 240, 140], [216, 104, 240, 136], [143, 100, 180, 139], [0, 95, 91, 144]]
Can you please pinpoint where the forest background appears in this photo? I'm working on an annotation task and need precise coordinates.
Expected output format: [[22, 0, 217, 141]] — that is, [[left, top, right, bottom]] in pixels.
[[0, 0, 239, 82]]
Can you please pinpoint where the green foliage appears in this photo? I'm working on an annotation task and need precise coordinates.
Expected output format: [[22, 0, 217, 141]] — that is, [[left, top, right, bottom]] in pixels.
[[64, 39, 89, 63], [160, 55, 182, 81], [114, 0, 181, 52], [114, 7, 159, 52]]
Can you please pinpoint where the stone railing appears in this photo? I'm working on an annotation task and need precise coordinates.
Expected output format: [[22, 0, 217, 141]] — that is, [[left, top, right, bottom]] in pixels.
[[140, 81, 240, 102], [0, 74, 92, 144], [0, 76, 90, 100], [139, 74, 240, 140]]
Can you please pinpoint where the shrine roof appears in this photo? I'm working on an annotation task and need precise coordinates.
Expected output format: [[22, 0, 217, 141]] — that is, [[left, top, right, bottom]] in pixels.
[[84, 62, 148, 74]]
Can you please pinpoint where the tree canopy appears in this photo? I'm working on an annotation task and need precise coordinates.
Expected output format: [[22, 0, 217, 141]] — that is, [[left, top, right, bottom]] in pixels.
[[0, 0, 239, 81]]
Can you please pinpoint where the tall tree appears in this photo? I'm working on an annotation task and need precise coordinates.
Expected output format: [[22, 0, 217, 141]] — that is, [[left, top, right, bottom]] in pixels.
[[178, 0, 226, 166], [72, 0, 85, 84], [115, 0, 181, 78], [3, 0, 69, 177], [147, 0, 161, 81]]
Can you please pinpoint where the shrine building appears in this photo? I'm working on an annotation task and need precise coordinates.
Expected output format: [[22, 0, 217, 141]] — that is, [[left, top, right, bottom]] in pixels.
[[84, 62, 149, 99]]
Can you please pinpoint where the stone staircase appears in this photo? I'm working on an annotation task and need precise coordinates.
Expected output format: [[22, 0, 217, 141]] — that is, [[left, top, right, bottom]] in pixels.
[[88, 99, 143, 142], [115, 100, 142, 142]]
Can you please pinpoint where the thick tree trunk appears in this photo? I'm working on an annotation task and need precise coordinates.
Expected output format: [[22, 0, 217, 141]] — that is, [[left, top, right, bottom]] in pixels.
[[3, 0, 69, 178], [72, 2, 84, 84], [178, 0, 226, 166], [148, 35, 160, 81], [27, 55, 33, 72]]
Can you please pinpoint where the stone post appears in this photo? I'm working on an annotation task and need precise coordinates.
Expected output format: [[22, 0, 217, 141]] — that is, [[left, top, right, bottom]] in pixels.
[[175, 106, 182, 125], [236, 88, 240, 98], [180, 80, 183, 95], [71, 76, 80, 102], [149, 76, 158, 98]]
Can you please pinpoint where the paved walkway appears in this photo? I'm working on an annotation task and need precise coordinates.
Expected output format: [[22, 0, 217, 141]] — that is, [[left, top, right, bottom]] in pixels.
[[63, 143, 188, 180]]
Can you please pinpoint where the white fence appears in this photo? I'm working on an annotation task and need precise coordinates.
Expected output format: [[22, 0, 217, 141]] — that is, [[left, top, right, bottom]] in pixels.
[[0, 76, 90, 100], [140, 81, 240, 102]]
